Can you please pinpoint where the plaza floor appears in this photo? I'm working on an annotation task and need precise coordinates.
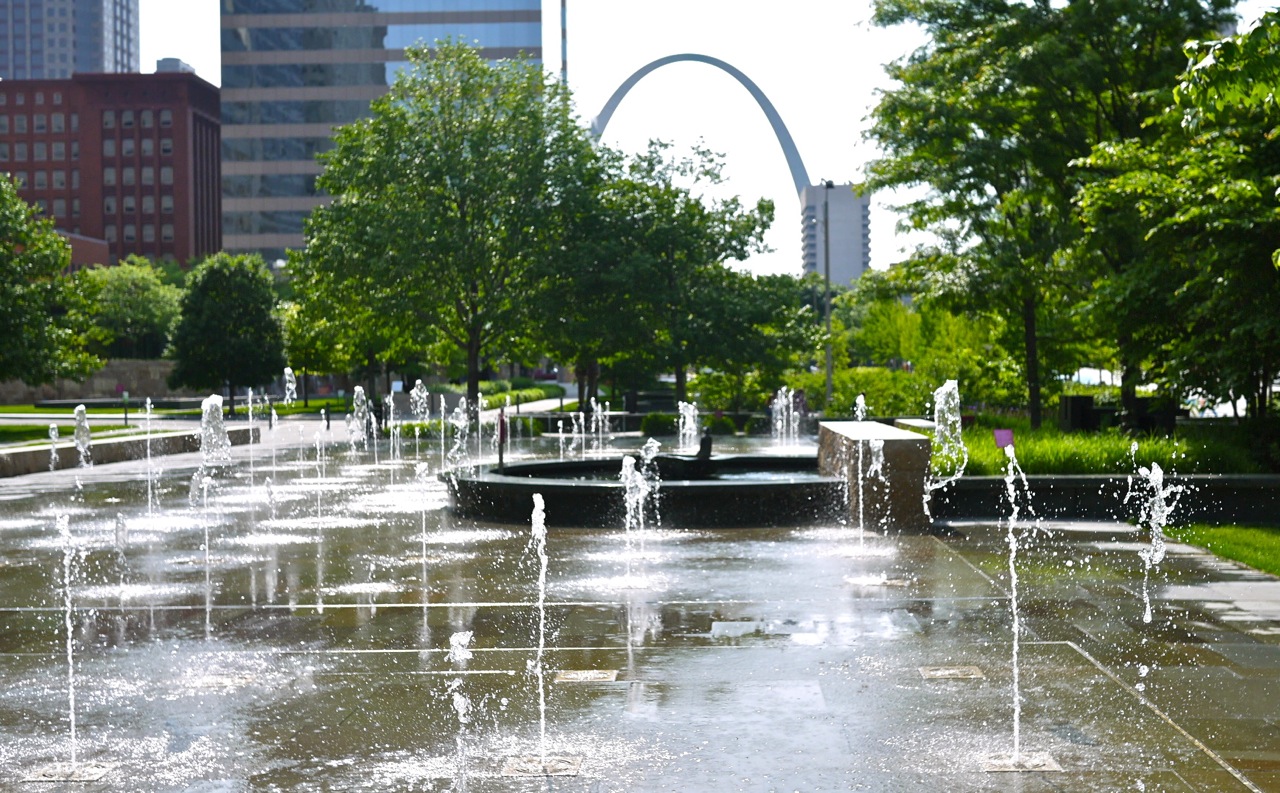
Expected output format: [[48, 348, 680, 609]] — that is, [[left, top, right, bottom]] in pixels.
[[0, 429, 1277, 791]]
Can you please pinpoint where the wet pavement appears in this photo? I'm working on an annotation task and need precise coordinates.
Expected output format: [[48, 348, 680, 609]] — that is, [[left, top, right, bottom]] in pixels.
[[0, 430, 1277, 791]]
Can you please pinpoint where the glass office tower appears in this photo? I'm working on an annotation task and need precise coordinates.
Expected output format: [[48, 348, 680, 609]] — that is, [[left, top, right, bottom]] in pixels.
[[220, 0, 542, 263], [0, 0, 139, 80]]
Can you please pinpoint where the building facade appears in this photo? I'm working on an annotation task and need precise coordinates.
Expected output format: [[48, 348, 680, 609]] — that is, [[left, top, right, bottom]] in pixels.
[[220, 0, 543, 263], [0, 71, 221, 265], [801, 182, 871, 286], [0, 0, 138, 80]]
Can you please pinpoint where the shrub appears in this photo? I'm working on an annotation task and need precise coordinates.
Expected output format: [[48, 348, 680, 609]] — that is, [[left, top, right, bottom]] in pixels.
[[640, 412, 678, 436], [704, 415, 738, 436], [744, 415, 772, 435]]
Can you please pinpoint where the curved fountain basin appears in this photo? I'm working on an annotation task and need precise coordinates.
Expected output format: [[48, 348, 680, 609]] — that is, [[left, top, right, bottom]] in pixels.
[[448, 454, 844, 528]]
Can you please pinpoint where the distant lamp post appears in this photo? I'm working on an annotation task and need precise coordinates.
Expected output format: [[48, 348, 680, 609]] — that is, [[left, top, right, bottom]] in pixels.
[[822, 179, 834, 408]]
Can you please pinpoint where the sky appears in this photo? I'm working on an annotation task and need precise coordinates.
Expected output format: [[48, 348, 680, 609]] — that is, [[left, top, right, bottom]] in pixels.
[[139, 0, 1274, 278]]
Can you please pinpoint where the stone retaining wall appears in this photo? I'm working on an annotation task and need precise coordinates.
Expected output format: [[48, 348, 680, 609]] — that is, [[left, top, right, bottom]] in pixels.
[[0, 426, 258, 478], [0, 359, 201, 405]]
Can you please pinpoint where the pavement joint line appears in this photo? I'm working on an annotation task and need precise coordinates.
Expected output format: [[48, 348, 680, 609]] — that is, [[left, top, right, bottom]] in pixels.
[[1042, 639, 1263, 793], [931, 534, 1001, 590]]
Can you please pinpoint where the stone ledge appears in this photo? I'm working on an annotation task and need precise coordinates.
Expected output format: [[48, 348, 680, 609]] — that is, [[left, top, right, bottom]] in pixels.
[[818, 421, 932, 532], [0, 426, 259, 478]]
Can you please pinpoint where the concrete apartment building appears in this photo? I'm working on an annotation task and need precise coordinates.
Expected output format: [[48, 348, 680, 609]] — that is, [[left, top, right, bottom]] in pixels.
[[801, 182, 871, 287], [220, 0, 543, 264]]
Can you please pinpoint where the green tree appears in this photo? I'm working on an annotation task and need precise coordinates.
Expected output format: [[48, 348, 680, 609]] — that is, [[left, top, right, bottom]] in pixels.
[[74, 256, 182, 359], [168, 253, 286, 414], [0, 178, 97, 384], [281, 301, 343, 407], [865, 0, 1232, 427], [294, 40, 597, 418], [1075, 11, 1280, 423]]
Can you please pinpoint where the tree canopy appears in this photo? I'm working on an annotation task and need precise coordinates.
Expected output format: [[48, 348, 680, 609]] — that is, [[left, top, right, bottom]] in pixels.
[[865, 0, 1233, 426], [0, 177, 96, 385], [293, 40, 596, 415], [168, 252, 285, 412], [74, 255, 182, 360]]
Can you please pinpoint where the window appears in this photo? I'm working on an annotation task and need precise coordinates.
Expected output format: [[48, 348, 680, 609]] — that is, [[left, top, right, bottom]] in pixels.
[[141, 110, 153, 128], [12, 172, 26, 187], [70, 170, 78, 189], [52, 92, 61, 105], [14, 115, 26, 133], [33, 171, 46, 189], [0, 143, 7, 162], [0, 94, 6, 107], [0, 116, 8, 134], [69, 112, 77, 132], [33, 114, 45, 133], [123, 224, 136, 242], [15, 94, 23, 106], [121, 110, 134, 128], [34, 92, 43, 105], [142, 224, 154, 242], [103, 167, 116, 186], [33, 142, 45, 161], [122, 195, 135, 213], [160, 167, 172, 185], [71, 198, 79, 217], [70, 141, 78, 160], [102, 139, 115, 157], [51, 112, 63, 132], [51, 141, 64, 160], [142, 195, 154, 214], [103, 196, 116, 214], [160, 195, 173, 214], [52, 198, 65, 217], [51, 170, 64, 188], [161, 224, 174, 243], [159, 109, 172, 127], [14, 143, 27, 162], [105, 224, 117, 243], [123, 167, 135, 186], [102, 110, 114, 129], [141, 166, 153, 185], [159, 138, 173, 156], [140, 138, 153, 156], [121, 138, 134, 157]]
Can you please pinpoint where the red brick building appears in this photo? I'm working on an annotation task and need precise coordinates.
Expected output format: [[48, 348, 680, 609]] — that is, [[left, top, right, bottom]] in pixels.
[[0, 71, 220, 266]]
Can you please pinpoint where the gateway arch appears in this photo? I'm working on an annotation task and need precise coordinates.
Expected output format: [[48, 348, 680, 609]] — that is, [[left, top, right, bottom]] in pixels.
[[590, 53, 812, 199]]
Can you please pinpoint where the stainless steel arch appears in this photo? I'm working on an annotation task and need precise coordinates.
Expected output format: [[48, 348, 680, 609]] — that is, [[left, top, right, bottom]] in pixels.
[[591, 53, 811, 199]]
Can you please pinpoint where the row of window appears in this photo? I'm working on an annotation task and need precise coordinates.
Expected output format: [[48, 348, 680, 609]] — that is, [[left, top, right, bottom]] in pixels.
[[223, 0, 538, 13], [0, 90, 64, 106], [221, 21, 540, 57], [0, 140, 78, 162], [0, 111, 78, 134], [103, 109, 173, 129], [224, 173, 317, 198], [28, 196, 76, 219], [9, 169, 78, 190], [105, 223, 176, 244], [222, 135, 333, 162], [102, 137, 175, 158], [222, 98, 371, 126], [103, 165, 175, 187], [224, 210, 306, 235], [102, 195, 176, 215]]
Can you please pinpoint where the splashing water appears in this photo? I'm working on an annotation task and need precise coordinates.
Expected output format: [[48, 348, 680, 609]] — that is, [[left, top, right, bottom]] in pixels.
[[1129, 460, 1185, 624], [999, 440, 1041, 762], [73, 405, 92, 468], [854, 393, 867, 422], [200, 394, 232, 464], [283, 367, 297, 405], [771, 386, 799, 447], [528, 494, 550, 764], [677, 401, 699, 452], [57, 514, 80, 767], [48, 423, 60, 471], [350, 386, 370, 452], [924, 380, 969, 521], [410, 379, 430, 423]]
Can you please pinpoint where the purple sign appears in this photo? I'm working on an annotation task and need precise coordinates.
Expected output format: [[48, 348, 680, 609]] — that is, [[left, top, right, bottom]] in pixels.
[[994, 429, 1015, 449]]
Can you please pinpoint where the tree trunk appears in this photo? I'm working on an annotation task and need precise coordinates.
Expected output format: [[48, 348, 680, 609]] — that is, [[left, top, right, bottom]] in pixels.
[[674, 361, 688, 405], [226, 381, 237, 417], [1022, 296, 1041, 429], [466, 329, 482, 425], [1119, 336, 1141, 431], [302, 368, 310, 408]]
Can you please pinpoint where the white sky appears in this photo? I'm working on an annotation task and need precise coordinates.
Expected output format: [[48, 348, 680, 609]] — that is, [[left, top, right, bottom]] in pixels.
[[139, 0, 1273, 277]]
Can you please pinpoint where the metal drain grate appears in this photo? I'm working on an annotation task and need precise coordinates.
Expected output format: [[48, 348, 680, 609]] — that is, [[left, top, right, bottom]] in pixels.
[[982, 752, 1062, 772], [919, 666, 985, 680], [555, 669, 618, 683]]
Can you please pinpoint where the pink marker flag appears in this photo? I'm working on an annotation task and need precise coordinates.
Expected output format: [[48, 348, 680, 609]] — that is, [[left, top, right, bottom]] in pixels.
[[994, 429, 1014, 449]]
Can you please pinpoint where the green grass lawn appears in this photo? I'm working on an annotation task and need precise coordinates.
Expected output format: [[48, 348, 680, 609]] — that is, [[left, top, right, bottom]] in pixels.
[[955, 416, 1261, 476], [0, 425, 129, 445], [1168, 524, 1280, 578]]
